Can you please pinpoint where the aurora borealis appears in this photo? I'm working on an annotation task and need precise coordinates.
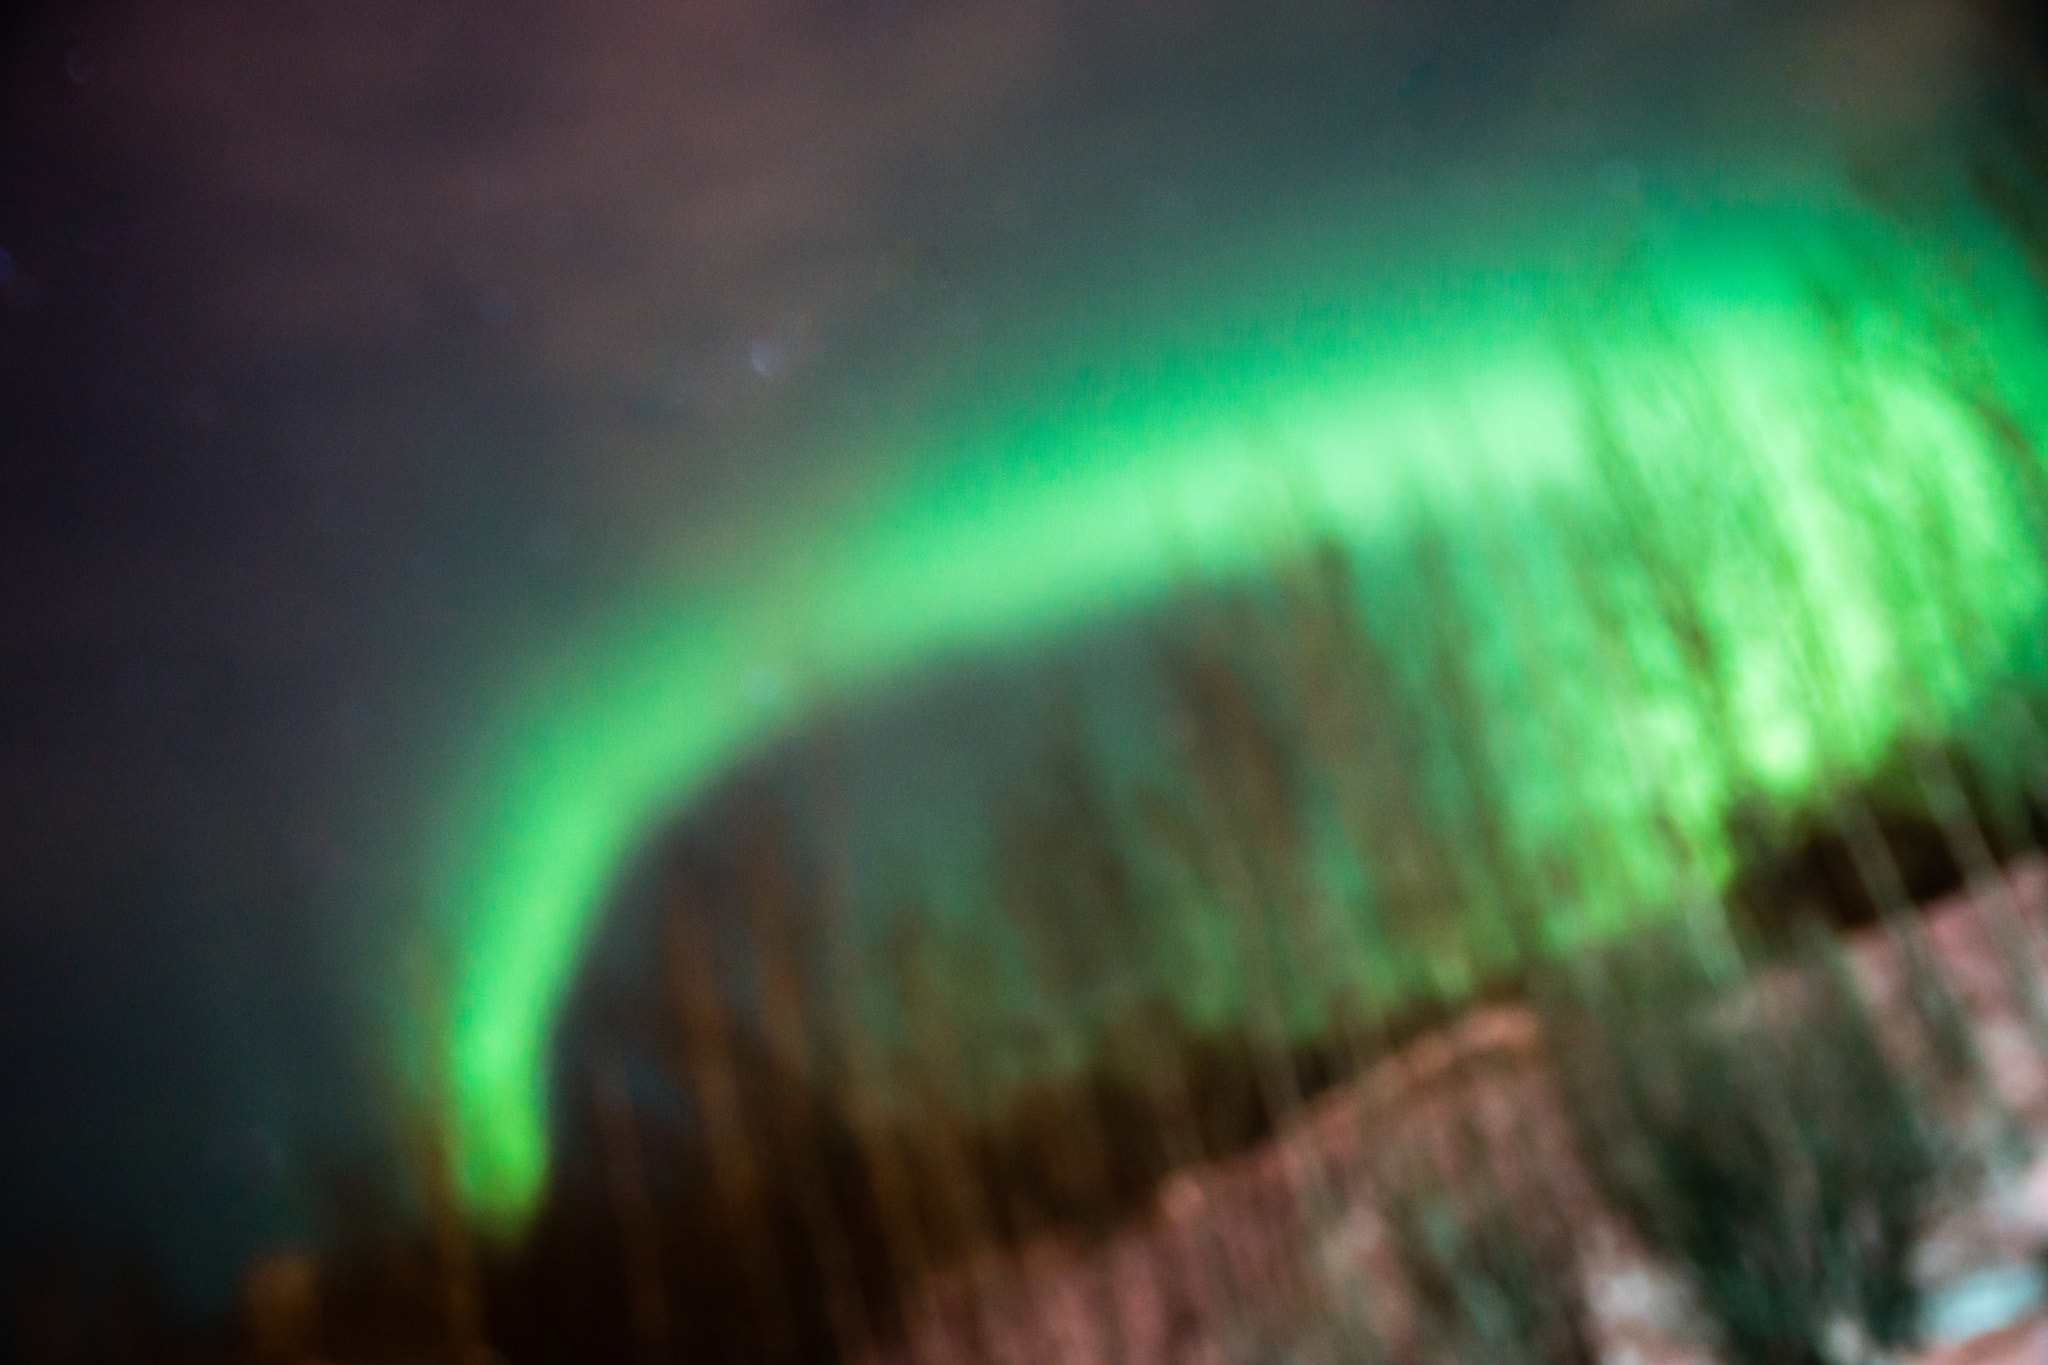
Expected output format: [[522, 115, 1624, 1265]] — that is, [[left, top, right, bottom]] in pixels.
[[434, 179, 2048, 1222], [15, 0, 2048, 1314]]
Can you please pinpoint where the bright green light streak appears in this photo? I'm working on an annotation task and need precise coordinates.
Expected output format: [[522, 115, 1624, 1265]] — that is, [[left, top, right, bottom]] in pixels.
[[431, 197, 2048, 1225]]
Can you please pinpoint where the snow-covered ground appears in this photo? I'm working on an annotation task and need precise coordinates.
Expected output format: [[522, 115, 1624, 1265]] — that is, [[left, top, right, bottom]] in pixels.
[[869, 861, 2048, 1365]]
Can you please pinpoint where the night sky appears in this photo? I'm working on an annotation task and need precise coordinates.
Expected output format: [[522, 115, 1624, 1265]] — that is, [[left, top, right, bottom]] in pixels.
[[0, 0, 1991, 1310]]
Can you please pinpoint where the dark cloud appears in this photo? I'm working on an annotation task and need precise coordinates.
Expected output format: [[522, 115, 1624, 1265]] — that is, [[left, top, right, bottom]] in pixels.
[[72, 0, 1065, 535]]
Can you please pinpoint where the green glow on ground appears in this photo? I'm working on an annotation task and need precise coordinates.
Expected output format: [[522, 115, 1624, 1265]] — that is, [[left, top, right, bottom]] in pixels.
[[428, 191, 2048, 1226]]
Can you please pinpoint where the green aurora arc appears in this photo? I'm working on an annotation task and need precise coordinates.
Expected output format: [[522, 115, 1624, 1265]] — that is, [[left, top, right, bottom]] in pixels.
[[428, 183, 2048, 1227]]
